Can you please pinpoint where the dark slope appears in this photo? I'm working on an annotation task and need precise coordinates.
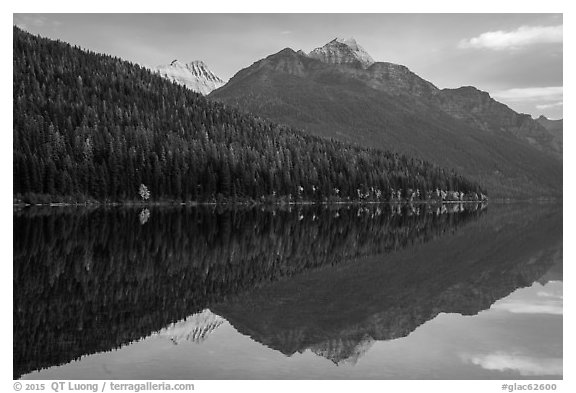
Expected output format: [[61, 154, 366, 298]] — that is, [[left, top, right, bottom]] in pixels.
[[210, 48, 562, 198], [12, 28, 482, 202]]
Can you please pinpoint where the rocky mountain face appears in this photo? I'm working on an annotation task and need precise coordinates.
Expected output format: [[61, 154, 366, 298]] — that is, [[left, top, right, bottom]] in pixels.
[[308, 42, 561, 159], [308, 37, 375, 68], [536, 115, 563, 155], [364, 62, 439, 97], [210, 38, 562, 198], [307, 39, 562, 159], [156, 60, 225, 95], [436, 87, 562, 158], [537, 115, 563, 132]]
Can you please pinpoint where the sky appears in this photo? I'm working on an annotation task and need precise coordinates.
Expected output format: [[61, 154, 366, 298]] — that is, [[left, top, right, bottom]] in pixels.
[[13, 13, 563, 119]]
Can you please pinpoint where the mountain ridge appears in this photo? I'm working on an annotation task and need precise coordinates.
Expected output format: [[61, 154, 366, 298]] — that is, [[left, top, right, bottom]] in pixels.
[[210, 39, 562, 198]]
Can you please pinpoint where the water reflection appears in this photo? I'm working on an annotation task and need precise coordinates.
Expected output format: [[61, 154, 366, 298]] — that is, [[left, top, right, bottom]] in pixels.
[[156, 309, 225, 345], [210, 204, 562, 369], [459, 280, 563, 378], [13, 202, 561, 379]]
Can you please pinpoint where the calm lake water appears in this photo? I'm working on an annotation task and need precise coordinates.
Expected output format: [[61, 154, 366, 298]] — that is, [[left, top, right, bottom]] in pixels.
[[14, 203, 562, 380]]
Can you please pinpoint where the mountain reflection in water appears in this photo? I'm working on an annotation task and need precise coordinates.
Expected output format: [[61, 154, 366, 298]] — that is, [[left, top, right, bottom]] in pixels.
[[13, 202, 562, 379]]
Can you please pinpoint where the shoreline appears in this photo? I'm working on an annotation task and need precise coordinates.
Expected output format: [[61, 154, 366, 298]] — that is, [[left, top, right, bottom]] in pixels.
[[13, 197, 564, 208], [13, 199, 498, 208]]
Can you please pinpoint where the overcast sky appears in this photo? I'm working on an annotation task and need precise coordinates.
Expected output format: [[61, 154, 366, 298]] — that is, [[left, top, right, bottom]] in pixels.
[[13, 13, 563, 119]]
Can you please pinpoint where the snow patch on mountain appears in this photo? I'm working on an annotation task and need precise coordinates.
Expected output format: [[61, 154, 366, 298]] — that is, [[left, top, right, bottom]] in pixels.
[[308, 37, 375, 68], [310, 335, 376, 365], [155, 309, 225, 344], [156, 60, 225, 95]]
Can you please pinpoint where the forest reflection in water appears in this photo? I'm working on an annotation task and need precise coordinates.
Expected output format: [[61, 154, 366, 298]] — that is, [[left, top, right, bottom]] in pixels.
[[13, 202, 562, 379]]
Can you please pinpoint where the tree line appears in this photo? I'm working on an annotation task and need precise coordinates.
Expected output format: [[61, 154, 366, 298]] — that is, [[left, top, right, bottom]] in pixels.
[[13, 27, 486, 203]]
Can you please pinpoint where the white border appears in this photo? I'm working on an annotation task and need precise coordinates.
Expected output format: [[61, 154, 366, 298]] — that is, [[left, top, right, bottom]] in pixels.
[[3, 2, 572, 392]]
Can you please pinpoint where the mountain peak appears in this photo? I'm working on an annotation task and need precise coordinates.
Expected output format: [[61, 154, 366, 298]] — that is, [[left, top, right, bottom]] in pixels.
[[156, 309, 225, 344], [156, 59, 225, 95], [308, 37, 375, 68], [167, 59, 209, 70], [276, 47, 297, 56], [333, 37, 359, 48]]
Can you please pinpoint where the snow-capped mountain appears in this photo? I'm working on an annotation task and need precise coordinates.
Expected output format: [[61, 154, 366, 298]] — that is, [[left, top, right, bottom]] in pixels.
[[155, 309, 225, 344], [308, 37, 375, 68], [156, 60, 225, 95], [310, 336, 376, 366]]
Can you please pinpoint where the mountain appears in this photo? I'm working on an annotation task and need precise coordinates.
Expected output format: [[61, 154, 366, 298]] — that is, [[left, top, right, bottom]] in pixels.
[[156, 60, 225, 95], [210, 39, 562, 198], [13, 27, 484, 203], [536, 115, 563, 155]]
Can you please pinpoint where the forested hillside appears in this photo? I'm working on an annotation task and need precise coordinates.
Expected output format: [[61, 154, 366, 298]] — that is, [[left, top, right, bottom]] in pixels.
[[13, 27, 483, 203]]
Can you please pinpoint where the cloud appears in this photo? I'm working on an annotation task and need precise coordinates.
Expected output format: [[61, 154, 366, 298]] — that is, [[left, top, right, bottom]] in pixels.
[[491, 302, 563, 315], [536, 102, 563, 110], [490, 281, 562, 315], [537, 286, 563, 297], [492, 86, 563, 103], [459, 25, 562, 50], [280, 30, 292, 35], [462, 352, 562, 376]]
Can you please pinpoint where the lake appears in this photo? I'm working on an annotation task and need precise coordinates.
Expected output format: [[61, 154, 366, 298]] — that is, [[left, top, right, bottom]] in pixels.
[[14, 202, 562, 379]]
